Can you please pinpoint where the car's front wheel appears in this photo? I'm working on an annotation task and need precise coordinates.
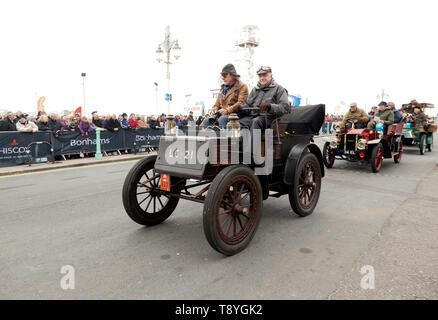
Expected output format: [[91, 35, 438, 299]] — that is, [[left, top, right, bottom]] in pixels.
[[203, 165, 263, 256], [420, 134, 427, 155], [371, 143, 384, 172], [322, 142, 335, 168], [122, 155, 184, 226]]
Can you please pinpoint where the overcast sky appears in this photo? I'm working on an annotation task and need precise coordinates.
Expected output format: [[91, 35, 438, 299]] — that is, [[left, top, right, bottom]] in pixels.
[[0, 0, 437, 116]]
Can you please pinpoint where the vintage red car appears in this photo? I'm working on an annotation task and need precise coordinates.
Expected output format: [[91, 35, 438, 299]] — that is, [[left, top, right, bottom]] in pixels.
[[322, 120, 404, 172]]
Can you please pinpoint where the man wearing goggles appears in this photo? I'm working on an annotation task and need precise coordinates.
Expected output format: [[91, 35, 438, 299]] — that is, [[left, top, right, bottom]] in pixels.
[[238, 66, 290, 130]]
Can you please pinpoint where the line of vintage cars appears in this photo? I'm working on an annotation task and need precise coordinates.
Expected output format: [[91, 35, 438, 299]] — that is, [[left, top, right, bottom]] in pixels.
[[121, 103, 435, 255]]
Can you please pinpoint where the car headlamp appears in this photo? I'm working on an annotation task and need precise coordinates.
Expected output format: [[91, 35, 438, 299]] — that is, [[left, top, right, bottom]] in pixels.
[[357, 139, 367, 150], [165, 115, 177, 135], [226, 113, 240, 138], [329, 139, 338, 148]]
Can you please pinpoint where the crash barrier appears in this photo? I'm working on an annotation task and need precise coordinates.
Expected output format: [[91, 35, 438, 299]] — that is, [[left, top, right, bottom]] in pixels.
[[0, 128, 164, 167], [0, 131, 52, 167], [25, 141, 56, 166]]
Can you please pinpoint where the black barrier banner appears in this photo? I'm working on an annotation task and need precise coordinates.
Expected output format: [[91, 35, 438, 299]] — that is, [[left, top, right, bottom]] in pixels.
[[0, 131, 52, 167], [51, 130, 125, 155], [1, 128, 166, 166], [123, 128, 164, 149]]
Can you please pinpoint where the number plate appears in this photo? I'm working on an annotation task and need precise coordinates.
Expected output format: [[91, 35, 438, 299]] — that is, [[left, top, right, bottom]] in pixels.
[[160, 174, 170, 191]]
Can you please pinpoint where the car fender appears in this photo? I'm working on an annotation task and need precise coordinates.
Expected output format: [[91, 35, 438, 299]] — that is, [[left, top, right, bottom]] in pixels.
[[283, 143, 325, 185]]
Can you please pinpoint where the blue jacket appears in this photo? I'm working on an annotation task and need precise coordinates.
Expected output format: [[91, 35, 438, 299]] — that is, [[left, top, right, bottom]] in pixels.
[[391, 107, 403, 123], [119, 118, 130, 128]]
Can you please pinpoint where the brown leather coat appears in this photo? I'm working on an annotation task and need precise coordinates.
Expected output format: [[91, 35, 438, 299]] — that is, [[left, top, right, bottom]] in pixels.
[[212, 79, 249, 114], [408, 112, 427, 128]]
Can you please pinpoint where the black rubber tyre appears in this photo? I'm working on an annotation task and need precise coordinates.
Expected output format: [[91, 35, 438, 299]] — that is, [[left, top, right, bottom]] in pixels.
[[322, 142, 335, 168], [288, 153, 322, 217], [420, 134, 426, 155], [122, 155, 183, 226], [370, 143, 384, 173], [393, 140, 402, 164], [203, 165, 263, 256], [427, 134, 433, 152]]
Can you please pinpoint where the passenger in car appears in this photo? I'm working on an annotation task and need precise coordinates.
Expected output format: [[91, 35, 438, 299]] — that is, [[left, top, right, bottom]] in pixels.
[[367, 101, 394, 132]]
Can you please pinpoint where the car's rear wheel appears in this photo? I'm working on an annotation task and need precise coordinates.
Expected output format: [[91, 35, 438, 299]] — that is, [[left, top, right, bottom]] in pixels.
[[420, 134, 426, 155], [371, 143, 383, 172], [122, 155, 184, 226], [288, 153, 322, 217], [393, 141, 402, 163], [203, 165, 262, 256], [322, 142, 335, 168]]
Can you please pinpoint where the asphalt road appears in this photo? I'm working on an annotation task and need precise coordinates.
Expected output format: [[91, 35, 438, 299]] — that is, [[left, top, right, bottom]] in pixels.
[[1, 136, 437, 299]]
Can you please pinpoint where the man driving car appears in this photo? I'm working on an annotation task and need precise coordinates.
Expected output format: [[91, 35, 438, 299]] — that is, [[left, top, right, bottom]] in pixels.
[[340, 102, 369, 129]]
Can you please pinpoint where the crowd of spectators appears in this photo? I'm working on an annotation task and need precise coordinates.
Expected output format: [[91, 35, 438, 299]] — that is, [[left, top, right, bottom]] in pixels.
[[0, 110, 207, 133]]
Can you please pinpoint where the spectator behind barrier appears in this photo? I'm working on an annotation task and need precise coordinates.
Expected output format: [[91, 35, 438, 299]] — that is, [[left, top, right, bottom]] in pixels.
[[69, 117, 79, 132], [148, 116, 160, 129], [79, 116, 93, 136], [0, 112, 17, 131], [138, 116, 149, 129], [48, 113, 63, 133], [129, 113, 139, 129], [16, 114, 38, 132], [91, 113, 105, 130], [104, 114, 121, 132], [37, 115, 51, 131], [119, 113, 130, 128], [13, 110, 23, 124]]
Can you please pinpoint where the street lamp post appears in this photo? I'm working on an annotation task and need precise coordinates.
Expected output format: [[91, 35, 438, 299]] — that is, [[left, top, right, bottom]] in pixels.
[[377, 88, 389, 102], [81, 73, 86, 116], [156, 26, 181, 115]]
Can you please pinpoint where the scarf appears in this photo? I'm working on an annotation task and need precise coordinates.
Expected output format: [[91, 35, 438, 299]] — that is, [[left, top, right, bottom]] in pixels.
[[221, 80, 237, 96], [257, 78, 274, 90]]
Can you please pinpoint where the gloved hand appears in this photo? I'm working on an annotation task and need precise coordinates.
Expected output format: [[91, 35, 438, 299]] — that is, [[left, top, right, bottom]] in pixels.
[[259, 102, 271, 112]]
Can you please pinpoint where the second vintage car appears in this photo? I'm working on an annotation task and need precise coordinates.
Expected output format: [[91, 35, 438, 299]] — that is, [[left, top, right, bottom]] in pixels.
[[323, 119, 404, 172]]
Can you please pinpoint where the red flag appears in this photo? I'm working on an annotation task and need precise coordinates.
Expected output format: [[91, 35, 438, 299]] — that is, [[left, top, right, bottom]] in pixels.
[[74, 106, 82, 118]]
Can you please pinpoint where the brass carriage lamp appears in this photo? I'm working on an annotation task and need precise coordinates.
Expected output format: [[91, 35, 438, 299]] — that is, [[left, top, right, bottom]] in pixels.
[[165, 114, 177, 135], [227, 113, 240, 138]]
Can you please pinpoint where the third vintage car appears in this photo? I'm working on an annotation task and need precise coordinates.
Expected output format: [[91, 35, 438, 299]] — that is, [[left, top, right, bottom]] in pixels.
[[401, 103, 436, 155]]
